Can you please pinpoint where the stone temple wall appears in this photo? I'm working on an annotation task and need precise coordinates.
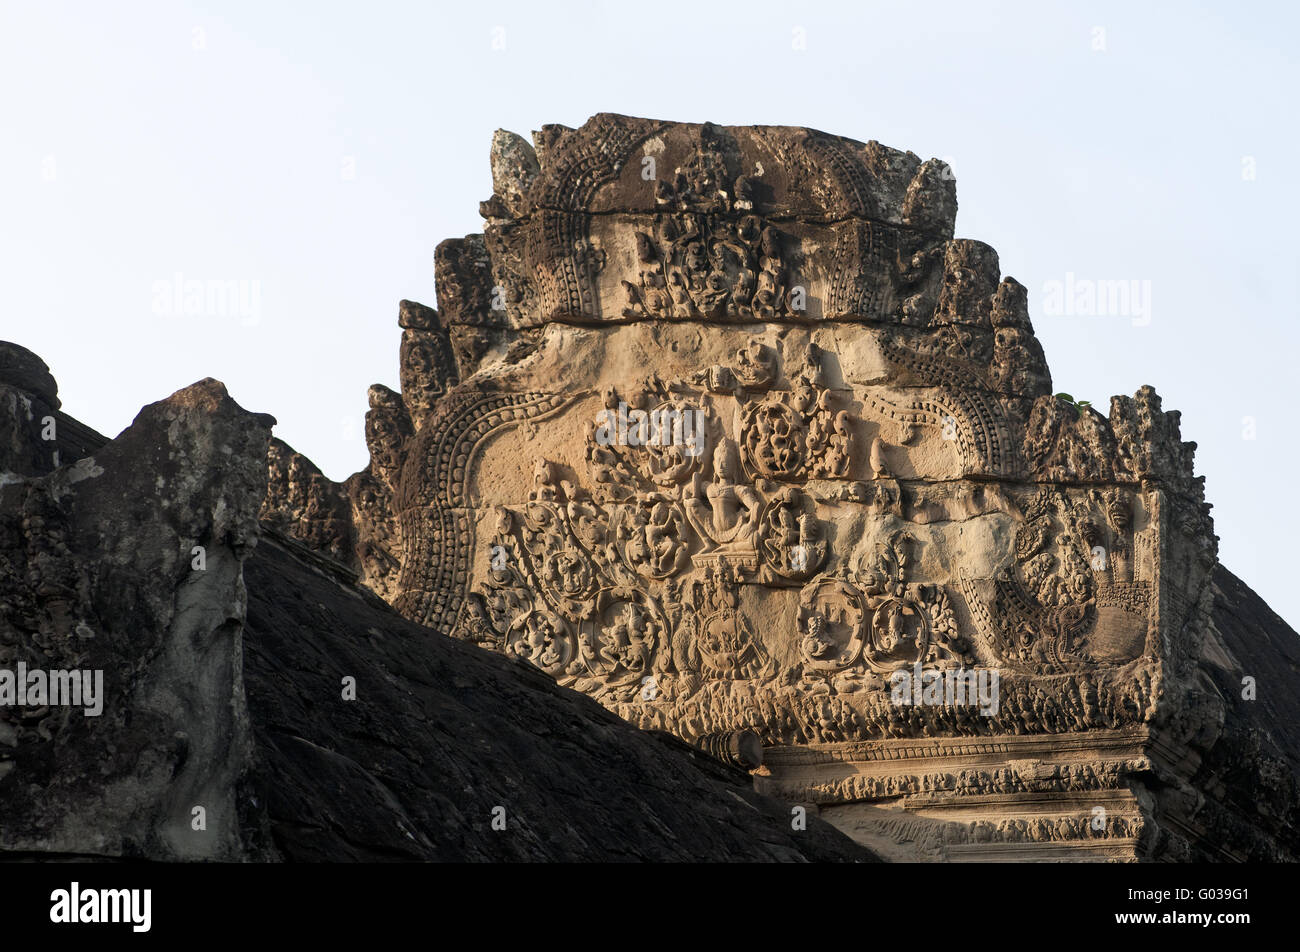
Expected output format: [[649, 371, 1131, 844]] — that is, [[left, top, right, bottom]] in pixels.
[[261, 114, 1291, 861]]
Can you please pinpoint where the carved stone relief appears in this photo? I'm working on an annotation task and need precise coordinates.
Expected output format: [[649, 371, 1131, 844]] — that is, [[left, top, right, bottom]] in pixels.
[[307, 115, 1240, 861]]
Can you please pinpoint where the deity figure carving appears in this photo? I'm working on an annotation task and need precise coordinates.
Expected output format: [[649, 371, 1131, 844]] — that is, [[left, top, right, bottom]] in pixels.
[[758, 487, 827, 583], [683, 438, 761, 555]]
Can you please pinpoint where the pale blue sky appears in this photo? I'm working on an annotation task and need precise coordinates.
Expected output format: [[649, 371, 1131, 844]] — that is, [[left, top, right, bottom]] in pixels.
[[3, 1, 1297, 627]]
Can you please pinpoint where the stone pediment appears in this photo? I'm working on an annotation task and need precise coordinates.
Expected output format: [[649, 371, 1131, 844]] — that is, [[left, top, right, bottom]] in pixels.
[[258, 114, 1289, 862]]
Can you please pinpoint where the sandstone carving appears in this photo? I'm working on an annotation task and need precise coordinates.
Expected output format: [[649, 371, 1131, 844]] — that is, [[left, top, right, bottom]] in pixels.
[[8, 114, 1287, 863], [265, 113, 1284, 862]]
